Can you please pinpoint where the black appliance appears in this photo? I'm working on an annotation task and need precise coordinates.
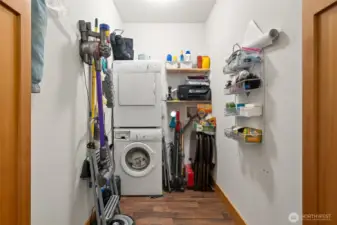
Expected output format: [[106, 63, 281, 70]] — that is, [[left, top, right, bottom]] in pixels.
[[177, 76, 211, 101]]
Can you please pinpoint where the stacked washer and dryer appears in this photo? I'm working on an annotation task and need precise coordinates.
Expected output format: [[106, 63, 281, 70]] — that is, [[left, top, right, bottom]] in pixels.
[[113, 61, 163, 196]]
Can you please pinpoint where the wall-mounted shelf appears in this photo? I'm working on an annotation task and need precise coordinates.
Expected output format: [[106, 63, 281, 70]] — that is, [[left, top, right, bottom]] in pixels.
[[166, 68, 210, 74], [223, 44, 265, 143], [225, 106, 262, 117], [223, 47, 262, 75], [194, 122, 216, 135], [224, 78, 262, 95], [166, 100, 211, 104], [198, 130, 215, 136], [224, 127, 262, 144]]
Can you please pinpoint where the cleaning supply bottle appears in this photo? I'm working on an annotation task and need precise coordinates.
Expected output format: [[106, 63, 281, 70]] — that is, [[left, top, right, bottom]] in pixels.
[[166, 54, 172, 62], [169, 111, 176, 129], [185, 50, 191, 62], [179, 50, 184, 62], [202, 56, 210, 69]]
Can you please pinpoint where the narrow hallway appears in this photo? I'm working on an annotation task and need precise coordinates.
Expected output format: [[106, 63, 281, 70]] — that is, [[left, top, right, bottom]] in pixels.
[[121, 191, 235, 225], [21, 0, 306, 224]]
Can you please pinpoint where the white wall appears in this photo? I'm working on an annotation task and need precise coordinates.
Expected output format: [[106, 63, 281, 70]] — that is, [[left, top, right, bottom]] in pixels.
[[123, 23, 206, 61], [31, 1, 123, 225], [123, 23, 207, 162], [206, 0, 302, 225]]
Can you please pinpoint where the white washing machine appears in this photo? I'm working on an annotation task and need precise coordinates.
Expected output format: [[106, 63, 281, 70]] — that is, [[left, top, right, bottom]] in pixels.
[[113, 60, 163, 128], [114, 128, 162, 196]]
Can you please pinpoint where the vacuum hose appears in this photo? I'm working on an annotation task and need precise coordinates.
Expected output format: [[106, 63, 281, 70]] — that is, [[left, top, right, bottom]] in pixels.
[[102, 69, 113, 108]]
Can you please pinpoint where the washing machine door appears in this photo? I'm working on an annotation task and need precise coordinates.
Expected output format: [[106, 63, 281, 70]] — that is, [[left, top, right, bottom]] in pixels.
[[120, 142, 155, 177]]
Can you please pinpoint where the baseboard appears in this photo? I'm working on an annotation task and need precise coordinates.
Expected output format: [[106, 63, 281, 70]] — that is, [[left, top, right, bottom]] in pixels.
[[84, 210, 96, 225], [213, 182, 247, 225], [84, 217, 91, 225]]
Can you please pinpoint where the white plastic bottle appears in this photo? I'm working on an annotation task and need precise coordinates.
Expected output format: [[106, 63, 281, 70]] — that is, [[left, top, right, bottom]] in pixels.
[[185, 50, 191, 62]]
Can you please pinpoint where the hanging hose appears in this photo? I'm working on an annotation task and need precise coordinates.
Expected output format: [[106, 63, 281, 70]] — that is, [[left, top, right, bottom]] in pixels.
[[102, 68, 113, 108]]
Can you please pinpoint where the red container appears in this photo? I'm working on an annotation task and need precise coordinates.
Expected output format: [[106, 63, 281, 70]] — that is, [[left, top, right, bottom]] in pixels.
[[197, 56, 203, 68], [185, 164, 194, 189], [175, 111, 181, 131]]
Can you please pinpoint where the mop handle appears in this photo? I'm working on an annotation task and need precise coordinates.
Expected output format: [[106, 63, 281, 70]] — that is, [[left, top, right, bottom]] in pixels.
[[91, 18, 99, 138]]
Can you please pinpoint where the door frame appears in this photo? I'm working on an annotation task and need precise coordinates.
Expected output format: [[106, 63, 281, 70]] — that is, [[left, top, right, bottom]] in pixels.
[[1, 0, 31, 224], [303, 0, 337, 223]]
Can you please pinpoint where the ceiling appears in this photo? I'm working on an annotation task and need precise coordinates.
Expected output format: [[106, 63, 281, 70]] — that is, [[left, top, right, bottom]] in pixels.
[[114, 0, 216, 23]]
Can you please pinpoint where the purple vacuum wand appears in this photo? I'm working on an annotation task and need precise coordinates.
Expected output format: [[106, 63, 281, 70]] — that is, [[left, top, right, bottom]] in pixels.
[[96, 24, 111, 162], [96, 70, 106, 153]]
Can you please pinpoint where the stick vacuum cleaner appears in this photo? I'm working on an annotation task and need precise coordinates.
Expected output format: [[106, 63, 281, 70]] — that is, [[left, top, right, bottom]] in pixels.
[[79, 20, 136, 225]]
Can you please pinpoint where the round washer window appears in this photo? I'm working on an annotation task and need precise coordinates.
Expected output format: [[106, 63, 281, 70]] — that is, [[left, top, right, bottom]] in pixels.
[[125, 147, 151, 171]]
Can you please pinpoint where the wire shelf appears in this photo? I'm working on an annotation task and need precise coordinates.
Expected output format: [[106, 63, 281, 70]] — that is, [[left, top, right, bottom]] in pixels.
[[224, 78, 262, 95], [224, 106, 263, 117], [224, 127, 263, 144]]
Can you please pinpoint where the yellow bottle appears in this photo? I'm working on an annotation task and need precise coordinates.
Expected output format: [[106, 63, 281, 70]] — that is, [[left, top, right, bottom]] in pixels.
[[202, 56, 210, 69]]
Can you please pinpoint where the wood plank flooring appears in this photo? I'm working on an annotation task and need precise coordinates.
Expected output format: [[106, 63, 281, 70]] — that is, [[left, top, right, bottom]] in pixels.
[[120, 190, 235, 225]]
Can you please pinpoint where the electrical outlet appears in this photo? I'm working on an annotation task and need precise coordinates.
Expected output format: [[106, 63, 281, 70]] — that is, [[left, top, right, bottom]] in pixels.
[[262, 169, 270, 174]]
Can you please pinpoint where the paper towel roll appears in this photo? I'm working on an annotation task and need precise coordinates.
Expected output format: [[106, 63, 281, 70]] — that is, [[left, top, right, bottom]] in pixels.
[[244, 29, 281, 49]]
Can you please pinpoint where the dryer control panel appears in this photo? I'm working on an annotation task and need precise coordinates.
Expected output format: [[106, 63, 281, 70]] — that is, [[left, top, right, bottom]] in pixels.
[[115, 131, 130, 140]]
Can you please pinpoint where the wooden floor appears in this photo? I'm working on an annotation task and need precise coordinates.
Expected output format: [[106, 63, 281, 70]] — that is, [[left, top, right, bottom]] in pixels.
[[120, 190, 235, 225]]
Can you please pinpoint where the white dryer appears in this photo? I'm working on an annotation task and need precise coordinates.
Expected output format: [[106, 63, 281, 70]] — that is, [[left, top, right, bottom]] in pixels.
[[114, 128, 162, 196], [113, 60, 163, 128]]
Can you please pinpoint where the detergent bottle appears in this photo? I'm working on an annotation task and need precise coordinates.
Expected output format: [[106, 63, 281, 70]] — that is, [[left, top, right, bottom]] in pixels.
[[179, 50, 184, 62], [185, 50, 191, 62], [202, 56, 211, 69]]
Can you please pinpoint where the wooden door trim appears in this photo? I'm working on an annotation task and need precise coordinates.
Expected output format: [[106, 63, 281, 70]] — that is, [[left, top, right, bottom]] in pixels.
[[0, 0, 31, 224], [303, 0, 337, 223]]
